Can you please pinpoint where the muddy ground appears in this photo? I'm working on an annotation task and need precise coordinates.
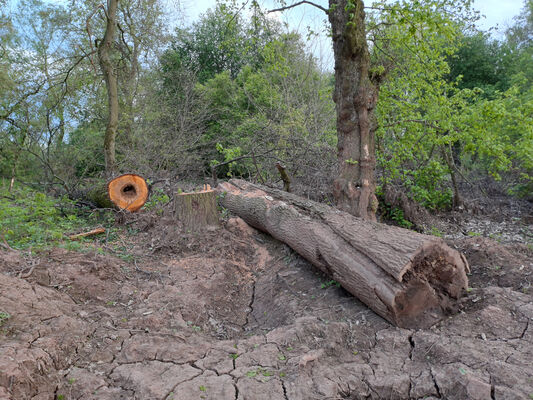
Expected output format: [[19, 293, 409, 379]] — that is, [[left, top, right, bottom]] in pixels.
[[1, 208, 532, 400]]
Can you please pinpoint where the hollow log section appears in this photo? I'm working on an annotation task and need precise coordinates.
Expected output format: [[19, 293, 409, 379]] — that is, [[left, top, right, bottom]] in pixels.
[[216, 179, 469, 329], [175, 185, 219, 231], [107, 174, 149, 212]]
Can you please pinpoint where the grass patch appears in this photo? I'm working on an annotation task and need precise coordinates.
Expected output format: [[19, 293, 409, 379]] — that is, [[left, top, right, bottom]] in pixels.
[[0, 185, 112, 251]]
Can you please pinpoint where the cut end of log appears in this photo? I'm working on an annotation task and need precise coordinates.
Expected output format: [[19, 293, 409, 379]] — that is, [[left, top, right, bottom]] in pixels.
[[107, 174, 149, 212], [393, 243, 469, 328]]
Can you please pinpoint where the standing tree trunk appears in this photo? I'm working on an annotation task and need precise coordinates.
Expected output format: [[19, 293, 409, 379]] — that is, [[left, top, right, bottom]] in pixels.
[[329, 0, 379, 221], [98, 0, 119, 177]]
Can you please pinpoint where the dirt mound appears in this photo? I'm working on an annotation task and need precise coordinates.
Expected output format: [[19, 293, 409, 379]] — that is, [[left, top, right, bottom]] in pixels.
[[1, 216, 533, 399], [451, 236, 533, 292]]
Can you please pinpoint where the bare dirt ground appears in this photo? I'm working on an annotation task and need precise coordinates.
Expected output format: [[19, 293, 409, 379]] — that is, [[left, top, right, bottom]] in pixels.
[[1, 207, 532, 399]]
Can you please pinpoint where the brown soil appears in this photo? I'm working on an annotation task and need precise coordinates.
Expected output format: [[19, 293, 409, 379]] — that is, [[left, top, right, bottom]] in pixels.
[[1, 212, 532, 400]]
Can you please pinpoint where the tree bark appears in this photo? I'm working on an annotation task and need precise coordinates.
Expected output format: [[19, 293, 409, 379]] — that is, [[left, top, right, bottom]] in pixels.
[[175, 186, 219, 231], [98, 0, 119, 177], [216, 179, 469, 329], [329, 0, 379, 221]]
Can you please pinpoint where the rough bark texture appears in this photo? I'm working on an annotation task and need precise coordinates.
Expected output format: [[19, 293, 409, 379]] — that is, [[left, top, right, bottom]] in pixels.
[[216, 179, 469, 329], [85, 183, 114, 208], [329, 0, 379, 221], [98, 0, 119, 176], [175, 189, 219, 231]]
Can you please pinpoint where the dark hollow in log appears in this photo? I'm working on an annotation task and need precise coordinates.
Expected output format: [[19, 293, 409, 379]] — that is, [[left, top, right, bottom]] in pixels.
[[216, 179, 469, 329], [175, 186, 219, 231]]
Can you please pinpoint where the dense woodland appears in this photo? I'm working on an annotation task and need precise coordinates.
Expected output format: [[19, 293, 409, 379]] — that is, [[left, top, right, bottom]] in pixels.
[[0, 0, 532, 242]]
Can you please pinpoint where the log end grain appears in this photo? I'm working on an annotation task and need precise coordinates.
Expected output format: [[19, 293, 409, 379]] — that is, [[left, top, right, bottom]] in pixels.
[[108, 174, 149, 212], [393, 243, 469, 328]]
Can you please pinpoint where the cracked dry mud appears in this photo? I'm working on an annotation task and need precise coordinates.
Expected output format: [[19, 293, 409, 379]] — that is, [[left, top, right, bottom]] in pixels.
[[1, 216, 532, 400]]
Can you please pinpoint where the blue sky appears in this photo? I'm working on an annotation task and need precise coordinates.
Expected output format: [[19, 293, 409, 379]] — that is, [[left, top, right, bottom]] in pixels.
[[180, 0, 525, 33], [177, 0, 526, 69]]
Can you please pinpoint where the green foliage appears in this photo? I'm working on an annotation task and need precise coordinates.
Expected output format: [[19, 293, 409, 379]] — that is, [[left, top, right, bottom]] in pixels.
[[162, 2, 279, 84], [0, 185, 105, 250], [195, 31, 336, 183], [0, 311, 10, 326], [410, 161, 453, 210], [320, 280, 341, 289], [144, 187, 170, 210], [447, 33, 513, 97], [373, 0, 533, 207], [379, 202, 414, 229]]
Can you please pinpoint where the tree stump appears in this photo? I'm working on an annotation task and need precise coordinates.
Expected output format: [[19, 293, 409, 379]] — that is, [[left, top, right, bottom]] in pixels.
[[216, 179, 469, 329], [174, 185, 219, 231]]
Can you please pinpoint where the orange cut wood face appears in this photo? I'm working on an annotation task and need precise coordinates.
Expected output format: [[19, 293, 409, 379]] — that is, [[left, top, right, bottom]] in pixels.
[[107, 174, 149, 212]]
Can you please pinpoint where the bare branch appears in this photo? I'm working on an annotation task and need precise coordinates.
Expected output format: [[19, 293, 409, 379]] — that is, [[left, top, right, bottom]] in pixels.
[[268, 1, 328, 15], [86, 4, 105, 75]]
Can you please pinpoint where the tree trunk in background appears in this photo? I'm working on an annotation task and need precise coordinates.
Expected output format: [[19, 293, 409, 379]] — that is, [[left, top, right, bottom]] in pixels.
[[217, 179, 469, 329], [98, 0, 119, 177], [329, 0, 379, 221]]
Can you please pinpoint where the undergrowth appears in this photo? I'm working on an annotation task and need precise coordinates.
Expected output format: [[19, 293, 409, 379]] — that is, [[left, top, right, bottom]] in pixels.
[[0, 185, 113, 251]]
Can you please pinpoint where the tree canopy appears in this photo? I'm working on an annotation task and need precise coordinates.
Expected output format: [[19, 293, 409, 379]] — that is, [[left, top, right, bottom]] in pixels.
[[0, 0, 531, 222]]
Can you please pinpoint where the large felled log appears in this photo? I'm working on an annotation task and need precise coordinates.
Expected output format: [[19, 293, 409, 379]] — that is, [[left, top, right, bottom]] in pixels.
[[216, 179, 469, 329], [175, 185, 219, 231]]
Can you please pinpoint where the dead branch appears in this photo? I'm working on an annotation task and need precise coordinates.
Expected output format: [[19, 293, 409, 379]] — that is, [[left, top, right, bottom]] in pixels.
[[268, 1, 328, 14]]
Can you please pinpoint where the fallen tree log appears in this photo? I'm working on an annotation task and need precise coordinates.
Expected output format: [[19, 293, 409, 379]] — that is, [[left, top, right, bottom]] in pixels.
[[216, 179, 469, 329], [83, 174, 148, 212]]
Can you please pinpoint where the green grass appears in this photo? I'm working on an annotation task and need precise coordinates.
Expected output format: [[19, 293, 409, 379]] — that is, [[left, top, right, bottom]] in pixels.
[[0, 185, 112, 251], [0, 311, 10, 326], [0, 187, 114, 250]]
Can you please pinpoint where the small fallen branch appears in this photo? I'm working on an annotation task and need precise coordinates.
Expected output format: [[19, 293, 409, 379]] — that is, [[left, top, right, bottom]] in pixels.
[[0, 232, 15, 251], [68, 228, 106, 241]]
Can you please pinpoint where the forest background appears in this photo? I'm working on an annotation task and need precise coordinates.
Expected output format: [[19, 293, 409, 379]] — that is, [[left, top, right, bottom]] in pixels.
[[0, 0, 532, 247]]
